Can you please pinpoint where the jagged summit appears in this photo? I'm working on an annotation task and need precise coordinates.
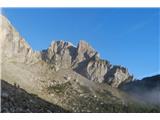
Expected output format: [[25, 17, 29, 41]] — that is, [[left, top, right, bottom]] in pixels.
[[0, 15, 40, 63], [77, 40, 96, 53], [1, 15, 133, 88], [1, 15, 31, 61], [0, 14, 12, 27]]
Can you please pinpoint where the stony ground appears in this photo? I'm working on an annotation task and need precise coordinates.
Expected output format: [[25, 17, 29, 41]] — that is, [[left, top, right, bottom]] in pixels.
[[1, 80, 68, 113]]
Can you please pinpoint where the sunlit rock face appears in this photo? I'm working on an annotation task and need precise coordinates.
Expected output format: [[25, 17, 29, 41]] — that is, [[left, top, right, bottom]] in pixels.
[[105, 66, 133, 87], [41, 40, 77, 70], [0, 15, 40, 63], [1, 14, 133, 88], [41, 40, 97, 71], [73, 40, 97, 66]]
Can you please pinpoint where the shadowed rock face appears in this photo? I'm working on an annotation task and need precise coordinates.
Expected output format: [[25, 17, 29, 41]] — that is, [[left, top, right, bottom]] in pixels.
[[120, 75, 160, 105]]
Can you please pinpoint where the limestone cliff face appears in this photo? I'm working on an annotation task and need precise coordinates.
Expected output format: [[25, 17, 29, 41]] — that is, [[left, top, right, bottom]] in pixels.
[[1, 15, 133, 88], [0, 15, 40, 63]]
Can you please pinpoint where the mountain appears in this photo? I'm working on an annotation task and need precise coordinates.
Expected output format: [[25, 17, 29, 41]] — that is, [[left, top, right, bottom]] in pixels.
[[120, 75, 160, 105], [0, 15, 40, 63], [1, 15, 160, 112], [0, 15, 132, 88]]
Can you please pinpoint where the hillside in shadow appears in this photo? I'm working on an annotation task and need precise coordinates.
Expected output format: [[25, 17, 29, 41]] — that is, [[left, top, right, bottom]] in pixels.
[[1, 80, 69, 113], [120, 75, 160, 105]]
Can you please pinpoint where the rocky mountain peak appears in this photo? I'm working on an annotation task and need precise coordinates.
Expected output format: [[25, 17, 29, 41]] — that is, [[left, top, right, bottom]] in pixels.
[[0, 15, 40, 63], [0, 14, 12, 29], [41, 40, 77, 70], [49, 40, 75, 52], [77, 40, 96, 58], [1, 15, 133, 88], [76, 40, 97, 62], [77, 40, 94, 52], [1, 15, 30, 60]]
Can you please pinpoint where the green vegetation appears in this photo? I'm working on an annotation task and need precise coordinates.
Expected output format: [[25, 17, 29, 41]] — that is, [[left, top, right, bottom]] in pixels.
[[47, 82, 72, 94], [70, 94, 160, 113], [47, 81, 160, 113]]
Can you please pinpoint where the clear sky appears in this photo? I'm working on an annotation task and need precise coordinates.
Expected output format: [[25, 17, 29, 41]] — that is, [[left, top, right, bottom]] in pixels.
[[2, 8, 160, 79]]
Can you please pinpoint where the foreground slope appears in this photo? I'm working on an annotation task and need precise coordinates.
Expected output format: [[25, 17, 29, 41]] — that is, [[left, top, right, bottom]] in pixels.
[[1, 80, 68, 113]]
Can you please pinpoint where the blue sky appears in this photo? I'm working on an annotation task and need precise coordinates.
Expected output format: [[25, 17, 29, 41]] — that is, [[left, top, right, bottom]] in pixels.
[[2, 8, 159, 79]]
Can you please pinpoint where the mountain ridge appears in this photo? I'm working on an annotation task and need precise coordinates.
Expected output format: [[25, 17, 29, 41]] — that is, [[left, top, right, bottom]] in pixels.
[[1, 14, 133, 88], [1, 14, 160, 113]]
